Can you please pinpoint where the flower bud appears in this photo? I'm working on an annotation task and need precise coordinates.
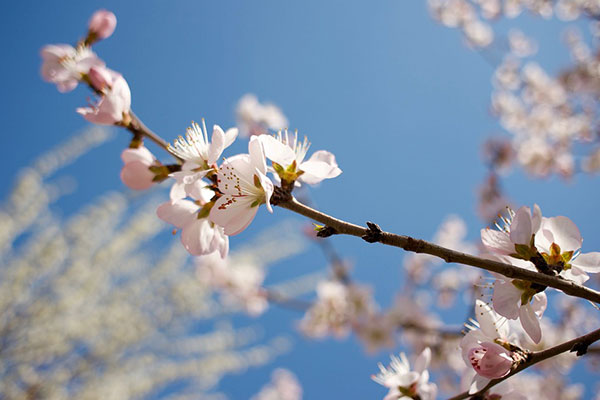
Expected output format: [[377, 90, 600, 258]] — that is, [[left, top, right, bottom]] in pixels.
[[88, 10, 117, 41], [468, 342, 513, 379]]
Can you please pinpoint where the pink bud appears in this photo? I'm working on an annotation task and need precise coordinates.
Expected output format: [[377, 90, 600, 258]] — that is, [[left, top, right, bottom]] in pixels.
[[88, 10, 117, 40], [88, 66, 113, 91], [468, 342, 513, 379], [120, 147, 156, 190]]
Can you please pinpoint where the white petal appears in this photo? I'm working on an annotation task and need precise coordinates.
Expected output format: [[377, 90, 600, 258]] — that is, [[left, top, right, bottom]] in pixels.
[[223, 127, 238, 148], [492, 280, 521, 320], [509, 206, 532, 245], [156, 200, 198, 229], [299, 151, 342, 184], [531, 204, 542, 233], [249, 136, 268, 175], [531, 292, 547, 318], [571, 252, 600, 273], [519, 304, 542, 344], [207, 125, 226, 166], [475, 299, 504, 339], [469, 374, 490, 395], [259, 134, 296, 166], [210, 195, 259, 236], [181, 219, 216, 255], [481, 229, 514, 255], [413, 347, 431, 374], [169, 181, 187, 201], [543, 216, 582, 252]]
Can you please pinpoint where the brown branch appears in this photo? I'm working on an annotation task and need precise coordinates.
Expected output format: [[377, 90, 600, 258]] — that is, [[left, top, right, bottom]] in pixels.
[[447, 327, 600, 400], [127, 111, 179, 161], [275, 196, 600, 305]]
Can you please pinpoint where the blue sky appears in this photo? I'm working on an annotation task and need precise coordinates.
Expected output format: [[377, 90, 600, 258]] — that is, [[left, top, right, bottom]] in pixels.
[[1, 1, 599, 398]]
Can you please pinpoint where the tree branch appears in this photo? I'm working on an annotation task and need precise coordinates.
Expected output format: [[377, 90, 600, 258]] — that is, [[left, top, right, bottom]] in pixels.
[[447, 326, 600, 400], [275, 196, 600, 305]]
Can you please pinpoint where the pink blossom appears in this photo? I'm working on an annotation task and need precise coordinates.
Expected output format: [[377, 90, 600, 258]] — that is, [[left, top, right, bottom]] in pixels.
[[236, 94, 288, 137], [209, 137, 274, 236], [167, 120, 238, 199], [480, 204, 541, 257], [461, 300, 515, 393], [535, 215, 600, 284], [88, 10, 117, 41], [120, 146, 157, 190], [259, 130, 342, 185], [157, 181, 228, 258], [490, 257, 547, 344], [40, 44, 104, 92], [468, 342, 513, 379], [76, 67, 131, 125]]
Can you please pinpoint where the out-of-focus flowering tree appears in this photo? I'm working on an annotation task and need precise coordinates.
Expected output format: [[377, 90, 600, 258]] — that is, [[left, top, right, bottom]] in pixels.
[[0, 126, 317, 399]]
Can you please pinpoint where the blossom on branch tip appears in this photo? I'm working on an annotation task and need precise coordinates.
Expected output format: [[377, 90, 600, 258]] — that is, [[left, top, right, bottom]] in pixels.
[[372, 347, 437, 400], [209, 136, 274, 236], [40, 44, 104, 92], [88, 10, 117, 42], [259, 130, 342, 185], [76, 66, 131, 125]]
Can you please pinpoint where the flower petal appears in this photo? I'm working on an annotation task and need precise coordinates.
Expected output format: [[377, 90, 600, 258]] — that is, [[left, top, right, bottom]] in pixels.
[[492, 280, 521, 320], [519, 304, 542, 344], [571, 252, 600, 273], [509, 206, 532, 245]]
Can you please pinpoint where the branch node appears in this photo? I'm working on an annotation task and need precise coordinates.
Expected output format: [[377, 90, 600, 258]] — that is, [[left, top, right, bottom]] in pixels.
[[270, 185, 293, 206], [362, 221, 383, 243], [316, 226, 338, 238], [571, 341, 590, 356]]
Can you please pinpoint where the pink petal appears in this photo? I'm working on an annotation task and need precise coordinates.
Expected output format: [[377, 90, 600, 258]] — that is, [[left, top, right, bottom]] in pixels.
[[88, 9, 117, 40], [121, 146, 155, 164], [120, 160, 155, 190]]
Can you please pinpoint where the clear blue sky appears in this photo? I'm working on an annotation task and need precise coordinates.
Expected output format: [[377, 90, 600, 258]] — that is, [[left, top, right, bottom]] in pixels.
[[1, 1, 598, 398]]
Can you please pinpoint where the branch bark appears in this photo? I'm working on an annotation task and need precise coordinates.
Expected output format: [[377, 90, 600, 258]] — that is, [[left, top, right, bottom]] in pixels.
[[275, 196, 600, 305]]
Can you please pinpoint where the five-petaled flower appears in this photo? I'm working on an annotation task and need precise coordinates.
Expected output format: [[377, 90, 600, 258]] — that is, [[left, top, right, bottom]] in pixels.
[[209, 137, 274, 236]]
